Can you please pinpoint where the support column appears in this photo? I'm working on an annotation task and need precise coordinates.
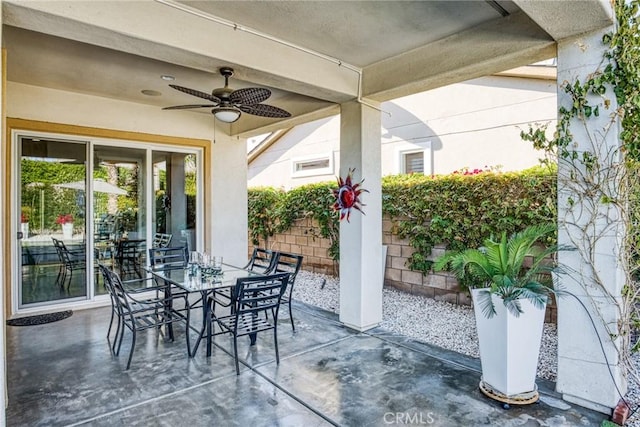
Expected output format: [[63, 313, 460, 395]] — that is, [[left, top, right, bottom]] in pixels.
[[210, 131, 248, 267], [556, 27, 626, 413], [339, 100, 383, 331]]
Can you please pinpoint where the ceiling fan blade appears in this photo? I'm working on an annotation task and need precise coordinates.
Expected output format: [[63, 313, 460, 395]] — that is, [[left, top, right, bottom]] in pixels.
[[239, 103, 291, 118], [162, 104, 216, 110], [169, 84, 220, 103], [230, 87, 271, 105]]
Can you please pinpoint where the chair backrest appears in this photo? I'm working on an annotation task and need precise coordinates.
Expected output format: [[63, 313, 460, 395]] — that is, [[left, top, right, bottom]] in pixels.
[[52, 237, 65, 263], [234, 273, 290, 318], [98, 263, 124, 313], [116, 240, 144, 261], [52, 237, 82, 265], [245, 248, 277, 274], [148, 246, 188, 270], [272, 252, 303, 284], [98, 263, 132, 314], [152, 233, 172, 248]]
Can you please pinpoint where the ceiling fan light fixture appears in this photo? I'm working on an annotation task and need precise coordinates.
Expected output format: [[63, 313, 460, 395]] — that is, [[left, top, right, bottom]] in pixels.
[[164, 66, 290, 121], [213, 107, 241, 123]]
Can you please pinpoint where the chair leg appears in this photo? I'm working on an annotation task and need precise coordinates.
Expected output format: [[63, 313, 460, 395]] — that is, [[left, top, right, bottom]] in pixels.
[[107, 306, 115, 338], [112, 319, 122, 354], [59, 269, 67, 290], [116, 324, 126, 355], [288, 299, 295, 331], [274, 325, 280, 364], [206, 310, 213, 358], [126, 329, 136, 370], [186, 307, 195, 358], [55, 265, 63, 288], [233, 335, 240, 375]]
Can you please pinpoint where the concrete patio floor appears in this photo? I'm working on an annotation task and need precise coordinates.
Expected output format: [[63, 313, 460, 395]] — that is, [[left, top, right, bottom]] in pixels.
[[6, 300, 607, 426]]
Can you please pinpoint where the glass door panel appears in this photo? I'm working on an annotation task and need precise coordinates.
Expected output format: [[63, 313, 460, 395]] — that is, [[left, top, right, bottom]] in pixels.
[[93, 146, 147, 291], [19, 137, 88, 306], [17, 136, 200, 310], [152, 152, 198, 252]]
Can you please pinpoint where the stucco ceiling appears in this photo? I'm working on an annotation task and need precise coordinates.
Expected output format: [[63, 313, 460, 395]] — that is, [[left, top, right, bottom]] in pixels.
[[1, 0, 613, 136]]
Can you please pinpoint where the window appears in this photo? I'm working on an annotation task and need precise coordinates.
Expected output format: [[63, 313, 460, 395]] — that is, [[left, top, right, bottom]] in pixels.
[[291, 153, 334, 178], [403, 151, 424, 174], [295, 157, 330, 172], [395, 141, 431, 175]]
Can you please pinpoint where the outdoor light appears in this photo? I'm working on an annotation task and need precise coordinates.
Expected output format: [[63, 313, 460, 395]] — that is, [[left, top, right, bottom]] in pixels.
[[213, 107, 241, 123]]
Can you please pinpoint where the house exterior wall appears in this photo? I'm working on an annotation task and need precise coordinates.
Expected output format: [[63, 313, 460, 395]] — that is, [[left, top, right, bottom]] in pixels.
[[5, 82, 249, 308], [249, 74, 556, 189]]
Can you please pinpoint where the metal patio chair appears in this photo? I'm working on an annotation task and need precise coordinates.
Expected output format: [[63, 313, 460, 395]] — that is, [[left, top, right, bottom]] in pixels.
[[98, 264, 188, 370], [270, 252, 303, 331], [207, 272, 290, 375], [52, 237, 85, 290]]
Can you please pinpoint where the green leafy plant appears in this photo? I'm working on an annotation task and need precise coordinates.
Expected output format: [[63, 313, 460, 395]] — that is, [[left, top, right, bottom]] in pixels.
[[518, 0, 640, 386], [284, 183, 340, 259], [248, 168, 556, 264], [382, 167, 557, 274], [433, 224, 569, 318], [247, 187, 287, 245]]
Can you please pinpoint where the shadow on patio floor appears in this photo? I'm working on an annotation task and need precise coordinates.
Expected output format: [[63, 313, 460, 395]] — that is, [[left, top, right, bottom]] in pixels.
[[6, 301, 606, 426]]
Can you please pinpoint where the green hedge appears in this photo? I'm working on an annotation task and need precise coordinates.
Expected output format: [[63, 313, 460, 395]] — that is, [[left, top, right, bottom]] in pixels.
[[382, 167, 556, 273], [248, 166, 557, 273]]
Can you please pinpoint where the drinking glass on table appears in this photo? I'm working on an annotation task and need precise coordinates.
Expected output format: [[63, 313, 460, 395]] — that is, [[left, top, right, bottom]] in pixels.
[[188, 251, 201, 275], [212, 256, 223, 274]]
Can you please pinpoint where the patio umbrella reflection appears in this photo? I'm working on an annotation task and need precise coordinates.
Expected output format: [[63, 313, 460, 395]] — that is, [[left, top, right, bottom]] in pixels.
[[55, 179, 127, 195]]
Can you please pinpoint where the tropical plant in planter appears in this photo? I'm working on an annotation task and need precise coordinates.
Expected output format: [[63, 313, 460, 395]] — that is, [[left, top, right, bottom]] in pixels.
[[433, 223, 570, 406]]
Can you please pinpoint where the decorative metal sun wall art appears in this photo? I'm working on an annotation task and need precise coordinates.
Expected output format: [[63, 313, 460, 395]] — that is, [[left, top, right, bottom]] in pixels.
[[332, 168, 368, 222]]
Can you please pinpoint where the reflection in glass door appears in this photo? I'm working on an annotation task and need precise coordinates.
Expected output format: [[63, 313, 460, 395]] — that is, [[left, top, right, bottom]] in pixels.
[[19, 137, 88, 306], [17, 135, 200, 310], [93, 146, 146, 294], [152, 152, 198, 252]]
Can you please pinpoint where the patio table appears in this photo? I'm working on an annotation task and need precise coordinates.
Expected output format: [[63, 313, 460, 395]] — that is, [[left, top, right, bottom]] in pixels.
[[146, 264, 263, 357]]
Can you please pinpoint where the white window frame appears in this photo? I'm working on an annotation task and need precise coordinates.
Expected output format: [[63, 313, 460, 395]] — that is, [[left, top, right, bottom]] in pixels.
[[291, 152, 334, 178], [395, 140, 432, 175]]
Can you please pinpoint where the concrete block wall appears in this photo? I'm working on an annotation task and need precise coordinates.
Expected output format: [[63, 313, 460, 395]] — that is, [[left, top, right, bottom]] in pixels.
[[251, 216, 336, 275], [382, 218, 471, 306], [251, 216, 557, 323]]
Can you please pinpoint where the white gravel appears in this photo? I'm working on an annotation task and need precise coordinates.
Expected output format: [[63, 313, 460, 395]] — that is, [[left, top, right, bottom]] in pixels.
[[293, 270, 640, 423]]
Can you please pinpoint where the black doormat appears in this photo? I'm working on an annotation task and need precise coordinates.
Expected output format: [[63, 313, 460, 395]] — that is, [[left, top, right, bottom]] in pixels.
[[6, 310, 73, 326]]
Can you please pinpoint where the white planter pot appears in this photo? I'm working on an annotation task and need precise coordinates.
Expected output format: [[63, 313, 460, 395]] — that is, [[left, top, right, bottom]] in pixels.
[[62, 223, 74, 240], [20, 222, 29, 238], [471, 288, 546, 398]]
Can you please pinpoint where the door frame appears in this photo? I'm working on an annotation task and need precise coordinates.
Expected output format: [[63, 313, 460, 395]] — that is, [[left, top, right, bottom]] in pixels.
[[5, 118, 210, 317]]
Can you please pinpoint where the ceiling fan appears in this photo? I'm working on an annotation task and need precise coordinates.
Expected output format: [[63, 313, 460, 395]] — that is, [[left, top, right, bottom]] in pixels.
[[163, 67, 291, 123]]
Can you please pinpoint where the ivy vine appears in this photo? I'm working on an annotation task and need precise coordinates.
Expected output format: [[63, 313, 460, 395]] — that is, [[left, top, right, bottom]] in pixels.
[[520, 0, 640, 390]]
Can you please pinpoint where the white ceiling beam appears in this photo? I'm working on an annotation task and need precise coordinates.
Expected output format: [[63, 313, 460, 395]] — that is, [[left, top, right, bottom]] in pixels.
[[3, 0, 359, 103], [513, 0, 613, 41], [234, 104, 340, 138], [362, 11, 556, 102]]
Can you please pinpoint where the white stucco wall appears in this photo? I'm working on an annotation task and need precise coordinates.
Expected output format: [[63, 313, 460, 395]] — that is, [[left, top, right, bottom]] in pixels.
[[248, 74, 556, 189]]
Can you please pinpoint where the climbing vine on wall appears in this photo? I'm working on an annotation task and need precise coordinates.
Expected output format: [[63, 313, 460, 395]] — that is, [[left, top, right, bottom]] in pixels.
[[521, 0, 640, 391]]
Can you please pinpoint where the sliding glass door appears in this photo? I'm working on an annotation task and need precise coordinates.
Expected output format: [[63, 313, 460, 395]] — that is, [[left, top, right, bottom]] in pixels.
[[92, 146, 147, 293], [16, 134, 201, 310], [19, 137, 88, 305], [152, 152, 198, 252]]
